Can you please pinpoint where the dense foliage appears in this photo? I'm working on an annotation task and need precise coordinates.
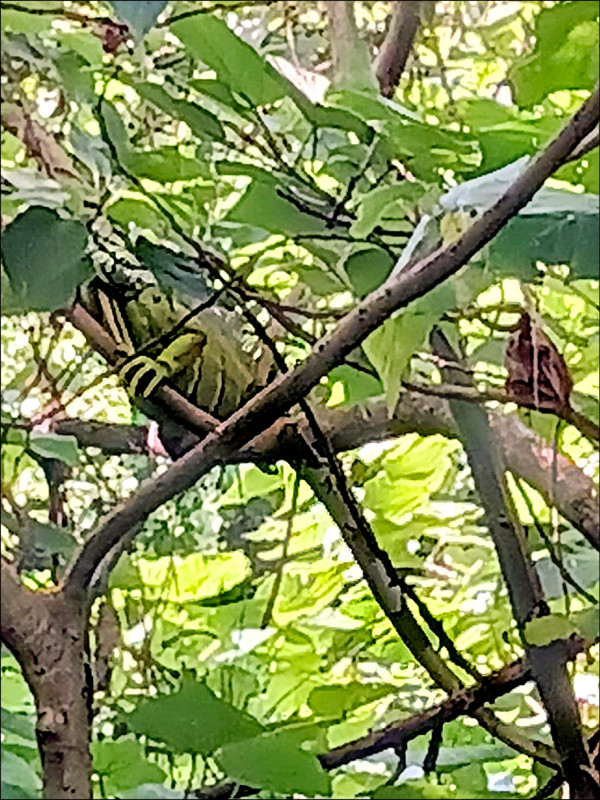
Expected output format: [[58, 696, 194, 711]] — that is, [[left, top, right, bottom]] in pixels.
[[1, 2, 598, 799]]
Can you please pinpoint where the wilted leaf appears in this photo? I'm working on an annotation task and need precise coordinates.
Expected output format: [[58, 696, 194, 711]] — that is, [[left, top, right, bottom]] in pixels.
[[505, 312, 573, 413]]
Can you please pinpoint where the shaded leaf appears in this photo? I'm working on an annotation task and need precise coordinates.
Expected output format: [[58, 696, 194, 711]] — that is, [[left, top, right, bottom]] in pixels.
[[344, 247, 394, 297], [125, 680, 263, 755], [1, 207, 90, 312], [171, 15, 289, 107], [216, 734, 330, 796], [108, 1, 167, 40], [92, 740, 166, 794], [29, 432, 79, 466], [364, 282, 455, 413]]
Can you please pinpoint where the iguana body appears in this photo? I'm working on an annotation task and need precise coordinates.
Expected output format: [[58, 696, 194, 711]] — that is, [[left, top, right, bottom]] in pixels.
[[79, 278, 266, 419]]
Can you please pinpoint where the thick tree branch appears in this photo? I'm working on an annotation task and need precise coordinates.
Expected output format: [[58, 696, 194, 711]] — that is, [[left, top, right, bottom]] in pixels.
[[1, 562, 92, 799], [323, 0, 376, 92], [49, 384, 599, 550], [431, 329, 596, 799], [374, 1, 421, 97], [62, 87, 599, 598]]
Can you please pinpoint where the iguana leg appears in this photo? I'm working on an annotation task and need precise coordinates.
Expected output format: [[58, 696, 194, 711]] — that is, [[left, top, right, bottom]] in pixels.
[[119, 356, 168, 398]]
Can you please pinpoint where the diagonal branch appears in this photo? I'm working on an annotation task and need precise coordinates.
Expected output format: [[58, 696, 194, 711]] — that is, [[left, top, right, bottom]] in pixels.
[[62, 86, 599, 597]]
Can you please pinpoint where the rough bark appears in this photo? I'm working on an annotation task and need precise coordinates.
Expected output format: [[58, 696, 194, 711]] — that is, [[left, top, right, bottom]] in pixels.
[[1, 563, 92, 800], [323, 0, 376, 91], [53, 393, 600, 549]]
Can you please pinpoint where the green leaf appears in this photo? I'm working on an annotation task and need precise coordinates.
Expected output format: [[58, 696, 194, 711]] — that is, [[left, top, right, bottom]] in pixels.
[[216, 733, 330, 796], [127, 150, 207, 182], [350, 184, 422, 239], [100, 100, 206, 182], [343, 247, 394, 297], [572, 606, 600, 641], [509, 2, 600, 107], [1, 207, 90, 312], [1, 2, 61, 34], [171, 15, 289, 107], [108, 1, 167, 40], [29, 432, 79, 466], [125, 680, 263, 755], [92, 740, 166, 795], [308, 682, 396, 717], [54, 52, 96, 104], [524, 615, 578, 647], [329, 91, 478, 180], [227, 178, 328, 236], [105, 198, 169, 235], [364, 282, 455, 413], [55, 31, 104, 65], [372, 781, 457, 799], [131, 81, 225, 142], [326, 364, 383, 405], [0, 750, 41, 797]]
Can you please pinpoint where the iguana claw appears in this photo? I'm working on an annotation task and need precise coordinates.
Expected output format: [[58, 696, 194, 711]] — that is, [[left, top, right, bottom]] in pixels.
[[119, 356, 168, 397]]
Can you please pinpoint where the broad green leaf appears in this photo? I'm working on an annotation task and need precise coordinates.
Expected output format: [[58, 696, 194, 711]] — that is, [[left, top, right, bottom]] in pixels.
[[227, 178, 328, 236], [329, 91, 478, 179], [1, 207, 90, 312], [55, 31, 104, 65], [1, 2, 61, 34], [92, 740, 166, 794], [1, 668, 35, 714], [308, 682, 396, 717], [0, 751, 41, 797], [343, 247, 394, 297], [0, 711, 36, 746], [364, 436, 458, 522], [524, 615, 578, 647], [100, 100, 206, 181], [131, 81, 225, 142], [216, 733, 330, 796], [372, 780, 457, 799], [364, 281, 455, 413], [110, 552, 250, 602], [29, 432, 79, 466], [171, 15, 289, 107], [350, 184, 423, 239], [274, 563, 347, 626], [105, 198, 169, 235], [109, 1, 167, 40], [125, 680, 263, 755], [126, 149, 207, 182], [572, 607, 600, 641], [54, 52, 96, 104], [509, 2, 600, 107], [325, 364, 383, 406]]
